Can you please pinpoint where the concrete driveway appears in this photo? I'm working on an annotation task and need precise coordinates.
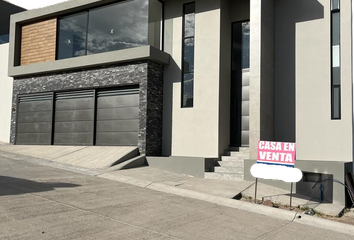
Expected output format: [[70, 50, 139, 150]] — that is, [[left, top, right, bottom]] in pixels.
[[0, 152, 350, 240]]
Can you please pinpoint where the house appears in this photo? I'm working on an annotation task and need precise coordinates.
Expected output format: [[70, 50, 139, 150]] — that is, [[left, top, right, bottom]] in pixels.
[[6, 0, 354, 207]]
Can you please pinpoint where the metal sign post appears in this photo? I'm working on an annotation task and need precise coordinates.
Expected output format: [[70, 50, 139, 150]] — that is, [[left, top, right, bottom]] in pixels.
[[255, 178, 258, 203], [251, 141, 302, 208], [290, 182, 293, 209]]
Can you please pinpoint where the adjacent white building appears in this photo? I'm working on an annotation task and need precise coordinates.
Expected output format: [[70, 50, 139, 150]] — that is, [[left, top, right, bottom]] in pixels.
[[0, 0, 25, 143]]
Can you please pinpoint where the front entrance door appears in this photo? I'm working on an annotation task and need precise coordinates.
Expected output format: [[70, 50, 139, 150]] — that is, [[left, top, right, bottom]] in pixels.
[[230, 21, 250, 147]]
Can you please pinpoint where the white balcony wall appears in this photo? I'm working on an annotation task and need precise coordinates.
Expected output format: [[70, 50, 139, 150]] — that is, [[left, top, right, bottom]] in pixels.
[[0, 43, 13, 143]]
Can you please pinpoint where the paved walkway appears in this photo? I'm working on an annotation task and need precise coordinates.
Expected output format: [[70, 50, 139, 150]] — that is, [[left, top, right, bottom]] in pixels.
[[0, 145, 137, 169], [0, 151, 351, 240], [100, 167, 344, 216]]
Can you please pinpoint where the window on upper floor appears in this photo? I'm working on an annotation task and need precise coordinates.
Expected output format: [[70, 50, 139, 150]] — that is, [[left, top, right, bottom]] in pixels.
[[182, 2, 195, 108], [0, 34, 9, 45], [57, 12, 88, 59], [57, 0, 162, 60], [331, 0, 341, 119]]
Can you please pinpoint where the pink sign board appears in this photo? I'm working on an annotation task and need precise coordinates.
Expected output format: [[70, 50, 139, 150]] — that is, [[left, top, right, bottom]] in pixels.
[[257, 141, 296, 167]]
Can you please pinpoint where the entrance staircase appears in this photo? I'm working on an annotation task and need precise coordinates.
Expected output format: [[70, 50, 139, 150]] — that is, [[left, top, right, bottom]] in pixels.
[[205, 147, 249, 180]]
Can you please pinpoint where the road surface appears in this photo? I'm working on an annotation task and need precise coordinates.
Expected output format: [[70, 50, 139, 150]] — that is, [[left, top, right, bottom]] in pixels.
[[0, 151, 350, 240]]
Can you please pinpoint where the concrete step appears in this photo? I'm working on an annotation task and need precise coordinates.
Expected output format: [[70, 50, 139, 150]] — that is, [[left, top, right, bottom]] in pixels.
[[229, 152, 249, 158], [214, 166, 244, 174], [218, 161, 244, 168], [221, 156, 245, 162], [205, 172, 244, 180], [228, 147, 249, 153]]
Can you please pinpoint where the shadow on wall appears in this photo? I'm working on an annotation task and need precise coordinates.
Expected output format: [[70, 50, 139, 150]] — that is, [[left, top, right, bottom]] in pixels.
[[274, 0, 324, 142], [162, 0, 221, 156], [162, 57, 180, 156], [0, 175, 80, 196], [163, 0, 220, 20]]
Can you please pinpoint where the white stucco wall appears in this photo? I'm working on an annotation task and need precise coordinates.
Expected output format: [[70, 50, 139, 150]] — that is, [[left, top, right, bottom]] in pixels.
[[275, 0, 352, 162], [163, 0, 221, 157], [0, 43, 13, 143]]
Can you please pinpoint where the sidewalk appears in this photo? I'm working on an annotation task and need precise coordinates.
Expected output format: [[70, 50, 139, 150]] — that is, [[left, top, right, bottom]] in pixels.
[[101, 167, 344, 216], [0, 146, 346, 216], [1, 149, 353, 236]]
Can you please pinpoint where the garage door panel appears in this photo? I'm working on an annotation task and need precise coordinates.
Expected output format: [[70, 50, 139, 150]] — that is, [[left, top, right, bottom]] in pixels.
[[97, 120, 139, 132], [97, 94, 139, 109], [18, 112, 52, 123], [16, 133, 51, 145], [55, 110, 94, 122], [95, 88, 139, 146], [54, 133, 93, 145], [16, 94, 53, 145], [18, 101, 52, 113], [56, 98, 93, 111], [54, 90, 95, 145], [17, 122, 52, 133], [55, 122, 93, 133], [96, 132, 138, 146], [97, 107, 139, 120]]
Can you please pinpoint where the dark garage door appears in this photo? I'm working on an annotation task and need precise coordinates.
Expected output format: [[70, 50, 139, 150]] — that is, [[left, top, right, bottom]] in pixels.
[[16, 93, 53, 145], [16, 87, 139, 146], [54, 90, 95, 145], [96, 89, 139, 146]]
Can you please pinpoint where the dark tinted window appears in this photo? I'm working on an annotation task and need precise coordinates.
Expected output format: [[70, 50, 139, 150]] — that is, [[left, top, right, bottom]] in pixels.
[[332, 87, 340, 119], [183, 38, 194, 73], [331, 2, 341, 119], [241, 22, 250, 69], [183, 73, 194, 108], [182, 2, 195, 108], [58, 12, 88, 60], [57, 0, 162, 59], [87, 0, 149, 55], [184, 9, 195, 38], [0, 34, 9, 44]]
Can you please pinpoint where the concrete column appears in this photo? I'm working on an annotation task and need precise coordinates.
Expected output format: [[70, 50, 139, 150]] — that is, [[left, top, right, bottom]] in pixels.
[[249, 0, 275, 159], [249, 0, 262, 159]]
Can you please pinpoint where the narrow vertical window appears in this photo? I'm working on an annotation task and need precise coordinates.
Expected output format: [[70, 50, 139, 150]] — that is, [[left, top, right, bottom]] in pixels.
[[331, 0, 341, 119], [182, 2, 195, 108]]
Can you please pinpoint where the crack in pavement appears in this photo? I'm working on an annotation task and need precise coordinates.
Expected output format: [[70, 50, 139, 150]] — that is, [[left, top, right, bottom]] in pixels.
[[51, 146, 90, 160]]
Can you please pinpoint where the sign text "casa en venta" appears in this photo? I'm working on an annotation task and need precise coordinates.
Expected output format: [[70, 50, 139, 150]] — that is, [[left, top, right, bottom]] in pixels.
[[257, 141, 296, 167]]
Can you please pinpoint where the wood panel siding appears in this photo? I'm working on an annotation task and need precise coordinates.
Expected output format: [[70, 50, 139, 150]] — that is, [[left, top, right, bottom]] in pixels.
[[20, 18, 57, 66]]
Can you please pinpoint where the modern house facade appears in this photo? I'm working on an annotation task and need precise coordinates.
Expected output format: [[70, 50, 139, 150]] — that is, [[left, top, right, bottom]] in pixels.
[[6, 0, 354, 206]]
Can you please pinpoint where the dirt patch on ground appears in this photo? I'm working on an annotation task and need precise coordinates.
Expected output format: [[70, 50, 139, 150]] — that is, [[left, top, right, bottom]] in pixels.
[[239, 195, 354, 226]]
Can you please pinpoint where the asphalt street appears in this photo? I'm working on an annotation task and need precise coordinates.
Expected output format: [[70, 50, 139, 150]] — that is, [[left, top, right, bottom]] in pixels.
[[0, 152, 350, 240]]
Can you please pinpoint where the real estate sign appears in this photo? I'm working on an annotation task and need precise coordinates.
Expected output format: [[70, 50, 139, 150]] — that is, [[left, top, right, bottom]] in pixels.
[[257, 141, 296, 167], [251, 141, 302, 207]]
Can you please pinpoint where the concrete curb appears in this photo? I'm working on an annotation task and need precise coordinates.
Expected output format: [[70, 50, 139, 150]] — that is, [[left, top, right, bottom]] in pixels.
[[2, 150, 354, 236], [293, 214, 354, 236]]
